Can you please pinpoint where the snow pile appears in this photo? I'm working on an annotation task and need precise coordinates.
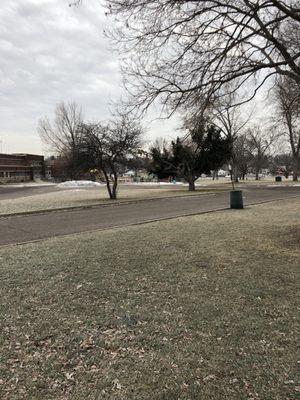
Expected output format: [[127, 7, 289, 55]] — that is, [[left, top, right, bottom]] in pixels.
[[57, 180, 102, 188]]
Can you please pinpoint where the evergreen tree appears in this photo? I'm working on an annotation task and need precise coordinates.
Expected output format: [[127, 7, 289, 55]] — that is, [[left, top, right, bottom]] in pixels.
[[149, 124, 232, 191]]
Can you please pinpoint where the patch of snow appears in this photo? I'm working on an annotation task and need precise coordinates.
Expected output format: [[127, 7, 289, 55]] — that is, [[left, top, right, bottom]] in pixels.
[[57, 180, 102, 188]]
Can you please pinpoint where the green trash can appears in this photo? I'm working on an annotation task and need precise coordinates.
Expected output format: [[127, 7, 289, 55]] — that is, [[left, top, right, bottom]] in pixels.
[[230, 190, 243, 209], [275, 176, 282, 182]]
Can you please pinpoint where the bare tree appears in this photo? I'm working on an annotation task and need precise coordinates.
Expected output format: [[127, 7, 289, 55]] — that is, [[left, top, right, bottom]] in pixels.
[[247, 127, 278, 180], [274, 76, 300, 181], [38, 102, 84, 179], [233, 134, 252, 180], [104, 0, 300, 115], [81, 117, 143, 199], [208, 93, 252, 182], [185, 90, 252, 181]]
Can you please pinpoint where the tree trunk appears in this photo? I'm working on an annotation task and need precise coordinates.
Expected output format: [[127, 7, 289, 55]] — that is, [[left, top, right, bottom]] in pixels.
[[188, 181, 195, 191], [230, 153, 239, 183], [292, 156, 299, 181], [111, 188, 117, 199], [102, 169, 113, 199], [106, 181, 113, 199], [111, 173, 118, 199], [255, 167, 259, 180], [233, 165, 239, 183]]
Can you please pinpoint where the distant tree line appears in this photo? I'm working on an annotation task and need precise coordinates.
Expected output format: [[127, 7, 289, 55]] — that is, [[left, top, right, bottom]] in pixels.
[[39, 99, 299, 200], [39, 103, 234, 196]]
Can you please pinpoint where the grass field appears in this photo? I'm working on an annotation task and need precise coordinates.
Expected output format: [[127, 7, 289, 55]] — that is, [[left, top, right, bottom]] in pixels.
[[0, 199, 299, 399], [0, 186, 220, 215]]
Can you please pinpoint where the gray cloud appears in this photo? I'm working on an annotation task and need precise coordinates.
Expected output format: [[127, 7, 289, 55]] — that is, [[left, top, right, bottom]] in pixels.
[[0, 0, 276, 156], [0, 0, 182, 155], [0, 0, 122, 153]]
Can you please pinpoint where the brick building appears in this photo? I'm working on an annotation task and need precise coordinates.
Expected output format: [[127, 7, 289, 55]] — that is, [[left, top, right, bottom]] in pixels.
[[0, 153, 51, 183]]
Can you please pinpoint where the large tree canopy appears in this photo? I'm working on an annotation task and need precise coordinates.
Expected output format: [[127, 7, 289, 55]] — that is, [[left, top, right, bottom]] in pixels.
[[106, 0, 300, 114]]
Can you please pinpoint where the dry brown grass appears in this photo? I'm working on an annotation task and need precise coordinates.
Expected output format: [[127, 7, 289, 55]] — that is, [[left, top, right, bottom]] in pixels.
[[0, 199, 299, 399]]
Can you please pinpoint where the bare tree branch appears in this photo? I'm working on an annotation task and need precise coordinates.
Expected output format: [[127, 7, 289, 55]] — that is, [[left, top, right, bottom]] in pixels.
[[104, 0, 300, 115], [273, 75, 300, 180]]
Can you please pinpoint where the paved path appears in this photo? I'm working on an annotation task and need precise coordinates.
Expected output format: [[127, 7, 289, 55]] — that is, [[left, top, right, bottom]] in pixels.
[[0, 186, 299, 246]]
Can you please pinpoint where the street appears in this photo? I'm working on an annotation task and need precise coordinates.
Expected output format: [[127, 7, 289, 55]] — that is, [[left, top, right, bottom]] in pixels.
[[0, 185, 299, 246]]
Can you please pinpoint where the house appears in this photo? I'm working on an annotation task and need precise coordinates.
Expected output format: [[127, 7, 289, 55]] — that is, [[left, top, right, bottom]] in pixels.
[[0, 153, 51, 183]]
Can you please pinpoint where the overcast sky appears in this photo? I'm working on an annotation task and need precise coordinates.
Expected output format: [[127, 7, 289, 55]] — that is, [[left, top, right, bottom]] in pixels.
[[0, 0, 179, 155]]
